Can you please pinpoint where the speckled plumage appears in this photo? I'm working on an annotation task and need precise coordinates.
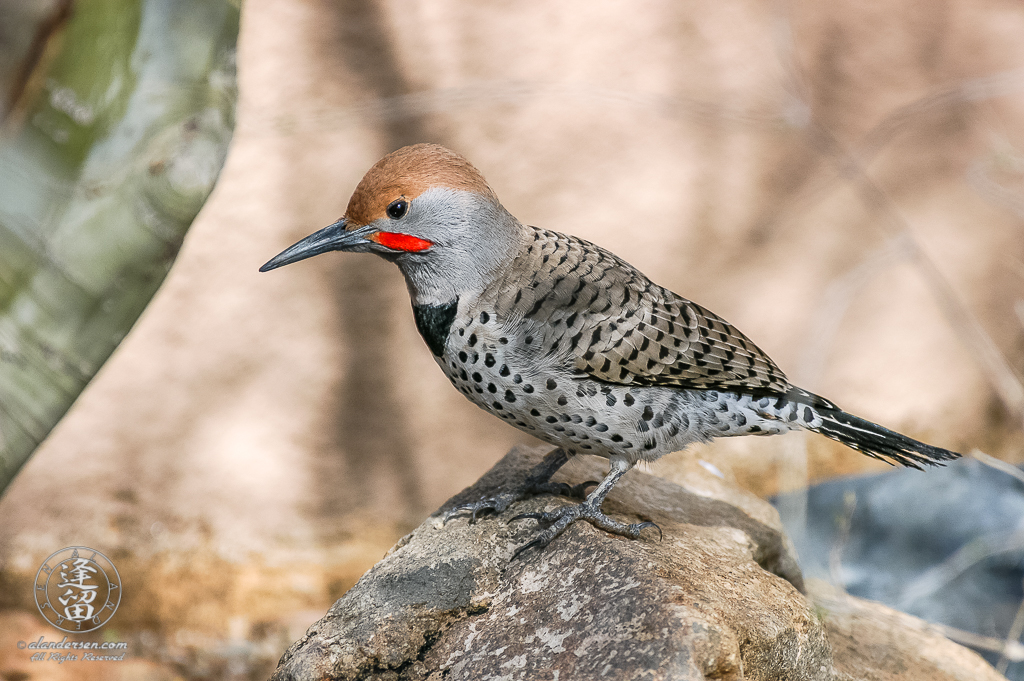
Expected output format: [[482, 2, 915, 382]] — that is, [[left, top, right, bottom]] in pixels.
[[434, 225, 803, 466], [261, 143, 961, 555]]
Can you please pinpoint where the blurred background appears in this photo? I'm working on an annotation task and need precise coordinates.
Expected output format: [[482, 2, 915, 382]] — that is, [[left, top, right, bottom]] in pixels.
[[0, 0, 1023, 679]]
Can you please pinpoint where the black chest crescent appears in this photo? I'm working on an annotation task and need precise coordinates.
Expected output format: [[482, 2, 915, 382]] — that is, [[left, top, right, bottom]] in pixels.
[[413, 297, 459, 357]]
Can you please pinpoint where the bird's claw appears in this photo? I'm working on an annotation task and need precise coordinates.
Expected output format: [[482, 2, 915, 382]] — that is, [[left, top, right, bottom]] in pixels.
[[444, 494, 514, 525], [635, 521, 663, 542], [509, 512, 545, 523], [509, 501, 662, 560], [510, 537, 546, 562]]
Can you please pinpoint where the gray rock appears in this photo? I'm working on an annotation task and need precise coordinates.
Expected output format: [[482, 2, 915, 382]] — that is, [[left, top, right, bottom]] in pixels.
[[270, 446, 1003, 681], [775, 458, 1024, 678]]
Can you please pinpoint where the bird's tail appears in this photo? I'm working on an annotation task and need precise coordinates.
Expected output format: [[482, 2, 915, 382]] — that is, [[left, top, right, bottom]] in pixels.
[[809, 404, 961, 470]]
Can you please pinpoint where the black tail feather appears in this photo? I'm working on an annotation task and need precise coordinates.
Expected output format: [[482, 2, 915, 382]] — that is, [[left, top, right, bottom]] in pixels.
[[811, 407, 961, 470]]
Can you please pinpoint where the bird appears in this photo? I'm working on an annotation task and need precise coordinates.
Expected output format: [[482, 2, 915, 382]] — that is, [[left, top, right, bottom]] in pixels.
[[260, 143, 961, 557]]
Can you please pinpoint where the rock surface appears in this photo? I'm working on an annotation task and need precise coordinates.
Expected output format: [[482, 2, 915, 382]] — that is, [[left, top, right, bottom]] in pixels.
[[271, 446, 1004, 681], [812, 582, 1007, 681]]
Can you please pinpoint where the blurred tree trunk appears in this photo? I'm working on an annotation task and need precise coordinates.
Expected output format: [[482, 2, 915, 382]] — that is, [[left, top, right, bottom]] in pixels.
[[0, 0, 239, 492]]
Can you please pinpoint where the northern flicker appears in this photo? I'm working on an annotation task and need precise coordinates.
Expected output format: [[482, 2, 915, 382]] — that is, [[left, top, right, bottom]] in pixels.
[[261, 143, 960, 557]]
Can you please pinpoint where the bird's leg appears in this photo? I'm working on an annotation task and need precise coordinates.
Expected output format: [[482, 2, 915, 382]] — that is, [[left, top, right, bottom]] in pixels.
[[443, 448, 596, 525], [510, 456, 661, 559]]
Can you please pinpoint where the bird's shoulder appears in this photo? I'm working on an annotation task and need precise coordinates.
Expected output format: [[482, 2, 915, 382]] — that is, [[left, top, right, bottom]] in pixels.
[[487, 226, 789, 393]]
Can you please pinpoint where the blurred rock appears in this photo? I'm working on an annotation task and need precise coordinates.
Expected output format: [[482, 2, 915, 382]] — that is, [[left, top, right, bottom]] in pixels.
[[776, 457, 1024, 679], [814, 581, 1008, 681], [271, 446, 1001, 681]]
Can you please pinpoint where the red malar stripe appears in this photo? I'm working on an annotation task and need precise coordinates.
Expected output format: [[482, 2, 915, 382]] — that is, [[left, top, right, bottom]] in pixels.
[[373, 231, 433, 252]]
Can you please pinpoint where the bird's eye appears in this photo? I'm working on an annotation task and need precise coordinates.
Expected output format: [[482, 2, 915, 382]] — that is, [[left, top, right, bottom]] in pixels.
[[387, 199, 408, 219]]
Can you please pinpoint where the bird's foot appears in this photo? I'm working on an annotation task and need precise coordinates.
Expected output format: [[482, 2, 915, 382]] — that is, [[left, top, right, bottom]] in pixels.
[[509, 501, 661, 560], [443, 479, 596, 525]]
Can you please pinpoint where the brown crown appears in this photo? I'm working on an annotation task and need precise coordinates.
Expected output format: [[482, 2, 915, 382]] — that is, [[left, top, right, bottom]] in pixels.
[[345, 144, 497, 227]]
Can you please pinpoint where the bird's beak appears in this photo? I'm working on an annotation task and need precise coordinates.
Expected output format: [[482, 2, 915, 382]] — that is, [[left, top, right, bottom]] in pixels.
[[259, 219, 375, 272]]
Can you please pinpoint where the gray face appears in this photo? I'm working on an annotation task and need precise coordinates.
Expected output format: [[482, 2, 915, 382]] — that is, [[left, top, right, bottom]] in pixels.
[[381, 187, 524, 306], [260, 186, 526, 307]]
